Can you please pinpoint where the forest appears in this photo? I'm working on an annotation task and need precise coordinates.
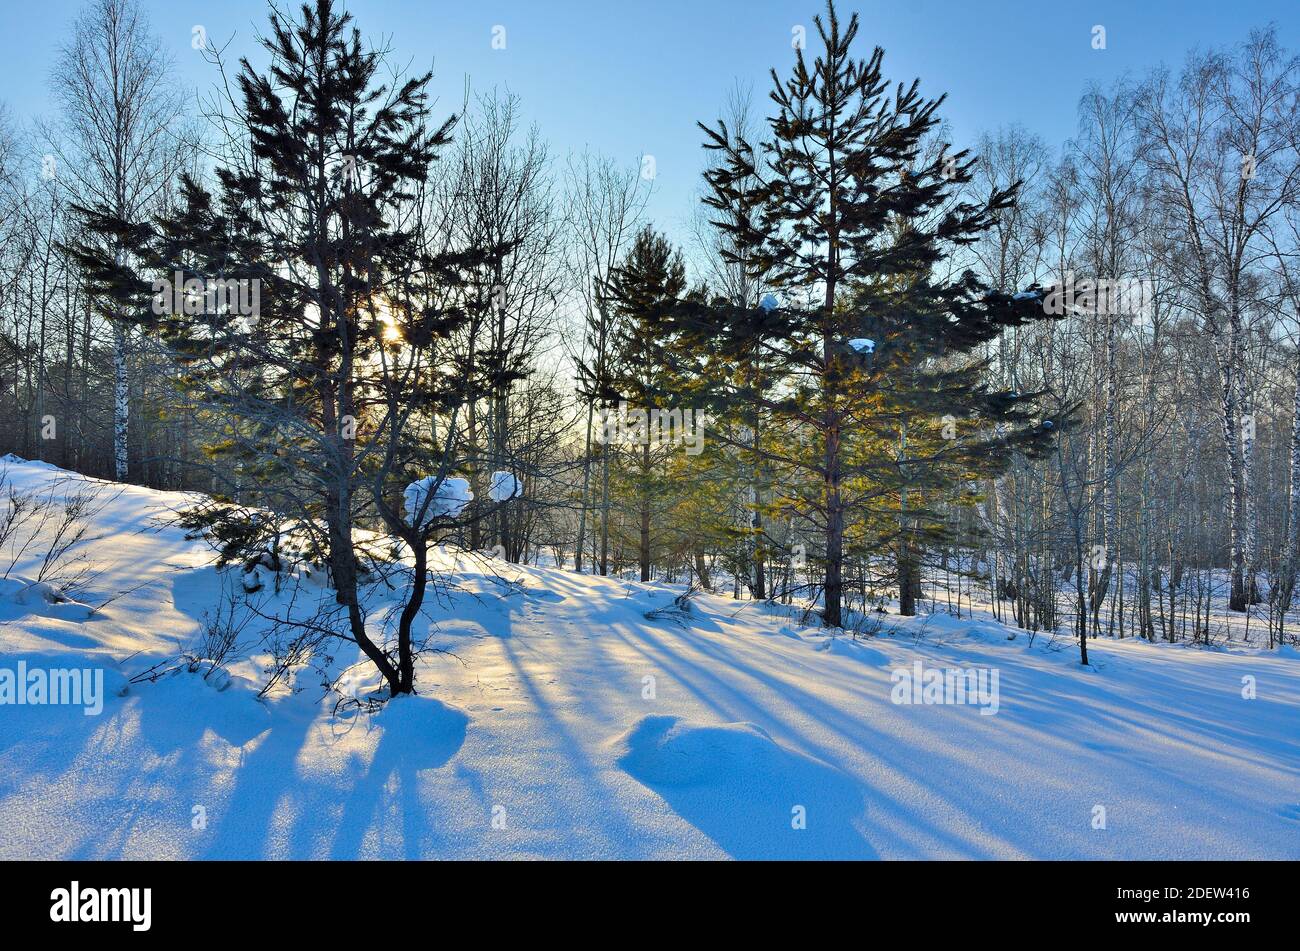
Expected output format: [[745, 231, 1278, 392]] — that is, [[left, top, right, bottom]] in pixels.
[[0, 0, 1297, 689]]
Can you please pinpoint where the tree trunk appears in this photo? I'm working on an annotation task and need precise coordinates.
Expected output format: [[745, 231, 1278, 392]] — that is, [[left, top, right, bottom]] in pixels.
[[823, 439, 845, 628], [599, 440, 611, 576], [694, 549, 711, 591], [1279, 355, 1300, 615], [898, 548, 922, 617], [112, 321, 129, 481], [574, 402, 594, 572], [639, 442, 651, 582]]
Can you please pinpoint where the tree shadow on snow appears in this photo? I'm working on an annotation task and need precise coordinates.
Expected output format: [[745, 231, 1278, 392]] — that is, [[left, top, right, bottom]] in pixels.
[[327, 696, 469, 859], [615, 714, 876, 860]]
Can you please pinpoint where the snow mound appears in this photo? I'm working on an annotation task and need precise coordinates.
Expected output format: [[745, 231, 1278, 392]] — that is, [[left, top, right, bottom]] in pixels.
[[488, 471, 522, 502], [362, 694, 470, 769], [815, 635, 888, 665], [0, 453, 60, 472], [614, 715, 873, 859], [403, 476, 472, 527], [0, 576, 94, 622], [124, 667, 272, 752], [615, 715, 777, 786]]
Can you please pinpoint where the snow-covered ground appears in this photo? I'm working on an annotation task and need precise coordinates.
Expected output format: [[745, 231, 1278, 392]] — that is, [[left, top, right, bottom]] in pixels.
[[0, 458, 1297, 859]]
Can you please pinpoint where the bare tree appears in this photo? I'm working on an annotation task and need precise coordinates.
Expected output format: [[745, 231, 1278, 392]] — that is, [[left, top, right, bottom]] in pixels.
[[565, 151, 648, 574], [1139, 30, 1300, 610], [442, 90, 567, 559], [46, 0, 186, 481]]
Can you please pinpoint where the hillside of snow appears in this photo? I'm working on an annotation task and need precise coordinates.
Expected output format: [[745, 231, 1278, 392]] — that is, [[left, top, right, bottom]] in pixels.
[[0, 458, 1297, 860]]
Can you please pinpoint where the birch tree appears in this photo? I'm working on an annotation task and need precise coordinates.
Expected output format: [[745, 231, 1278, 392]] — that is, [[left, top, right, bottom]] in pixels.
[[1139, 30, 1300, 610], [47, 0, 184, 481]]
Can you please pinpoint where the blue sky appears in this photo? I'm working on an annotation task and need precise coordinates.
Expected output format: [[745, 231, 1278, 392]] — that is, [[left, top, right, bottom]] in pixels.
[[2, 0, 1298, 244]]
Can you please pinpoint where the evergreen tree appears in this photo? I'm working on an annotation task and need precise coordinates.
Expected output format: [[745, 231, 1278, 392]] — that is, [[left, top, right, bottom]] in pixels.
[[680, 0, 1062, 625], [69, 0, 505, 694], [601, 226, 689, 582]]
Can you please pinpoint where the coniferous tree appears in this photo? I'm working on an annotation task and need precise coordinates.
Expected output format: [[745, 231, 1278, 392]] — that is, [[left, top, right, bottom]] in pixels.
[[680, 0, 1062, 625], [69, 0, 506, 695], [602, 226, 689, 581]]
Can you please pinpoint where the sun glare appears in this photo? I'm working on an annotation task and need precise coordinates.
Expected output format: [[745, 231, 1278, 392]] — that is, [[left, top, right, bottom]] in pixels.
[[373, 298, 404, 344]]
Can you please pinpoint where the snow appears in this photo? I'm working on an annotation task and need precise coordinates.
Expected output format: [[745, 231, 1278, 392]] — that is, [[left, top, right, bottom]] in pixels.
[[488, 471, 522, 502], [403, 475, 472, 527], [1, 458, 1298, 859], [848, 338, 875, 353], [0, 577, 92, 622], [614, 715, 873, 858]]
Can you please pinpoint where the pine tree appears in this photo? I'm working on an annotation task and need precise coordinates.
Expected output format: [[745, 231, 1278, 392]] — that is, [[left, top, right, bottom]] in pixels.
[[601, 226, 689, 582], [679, 0, 1062, 626], [69, 0, 505, 695]]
